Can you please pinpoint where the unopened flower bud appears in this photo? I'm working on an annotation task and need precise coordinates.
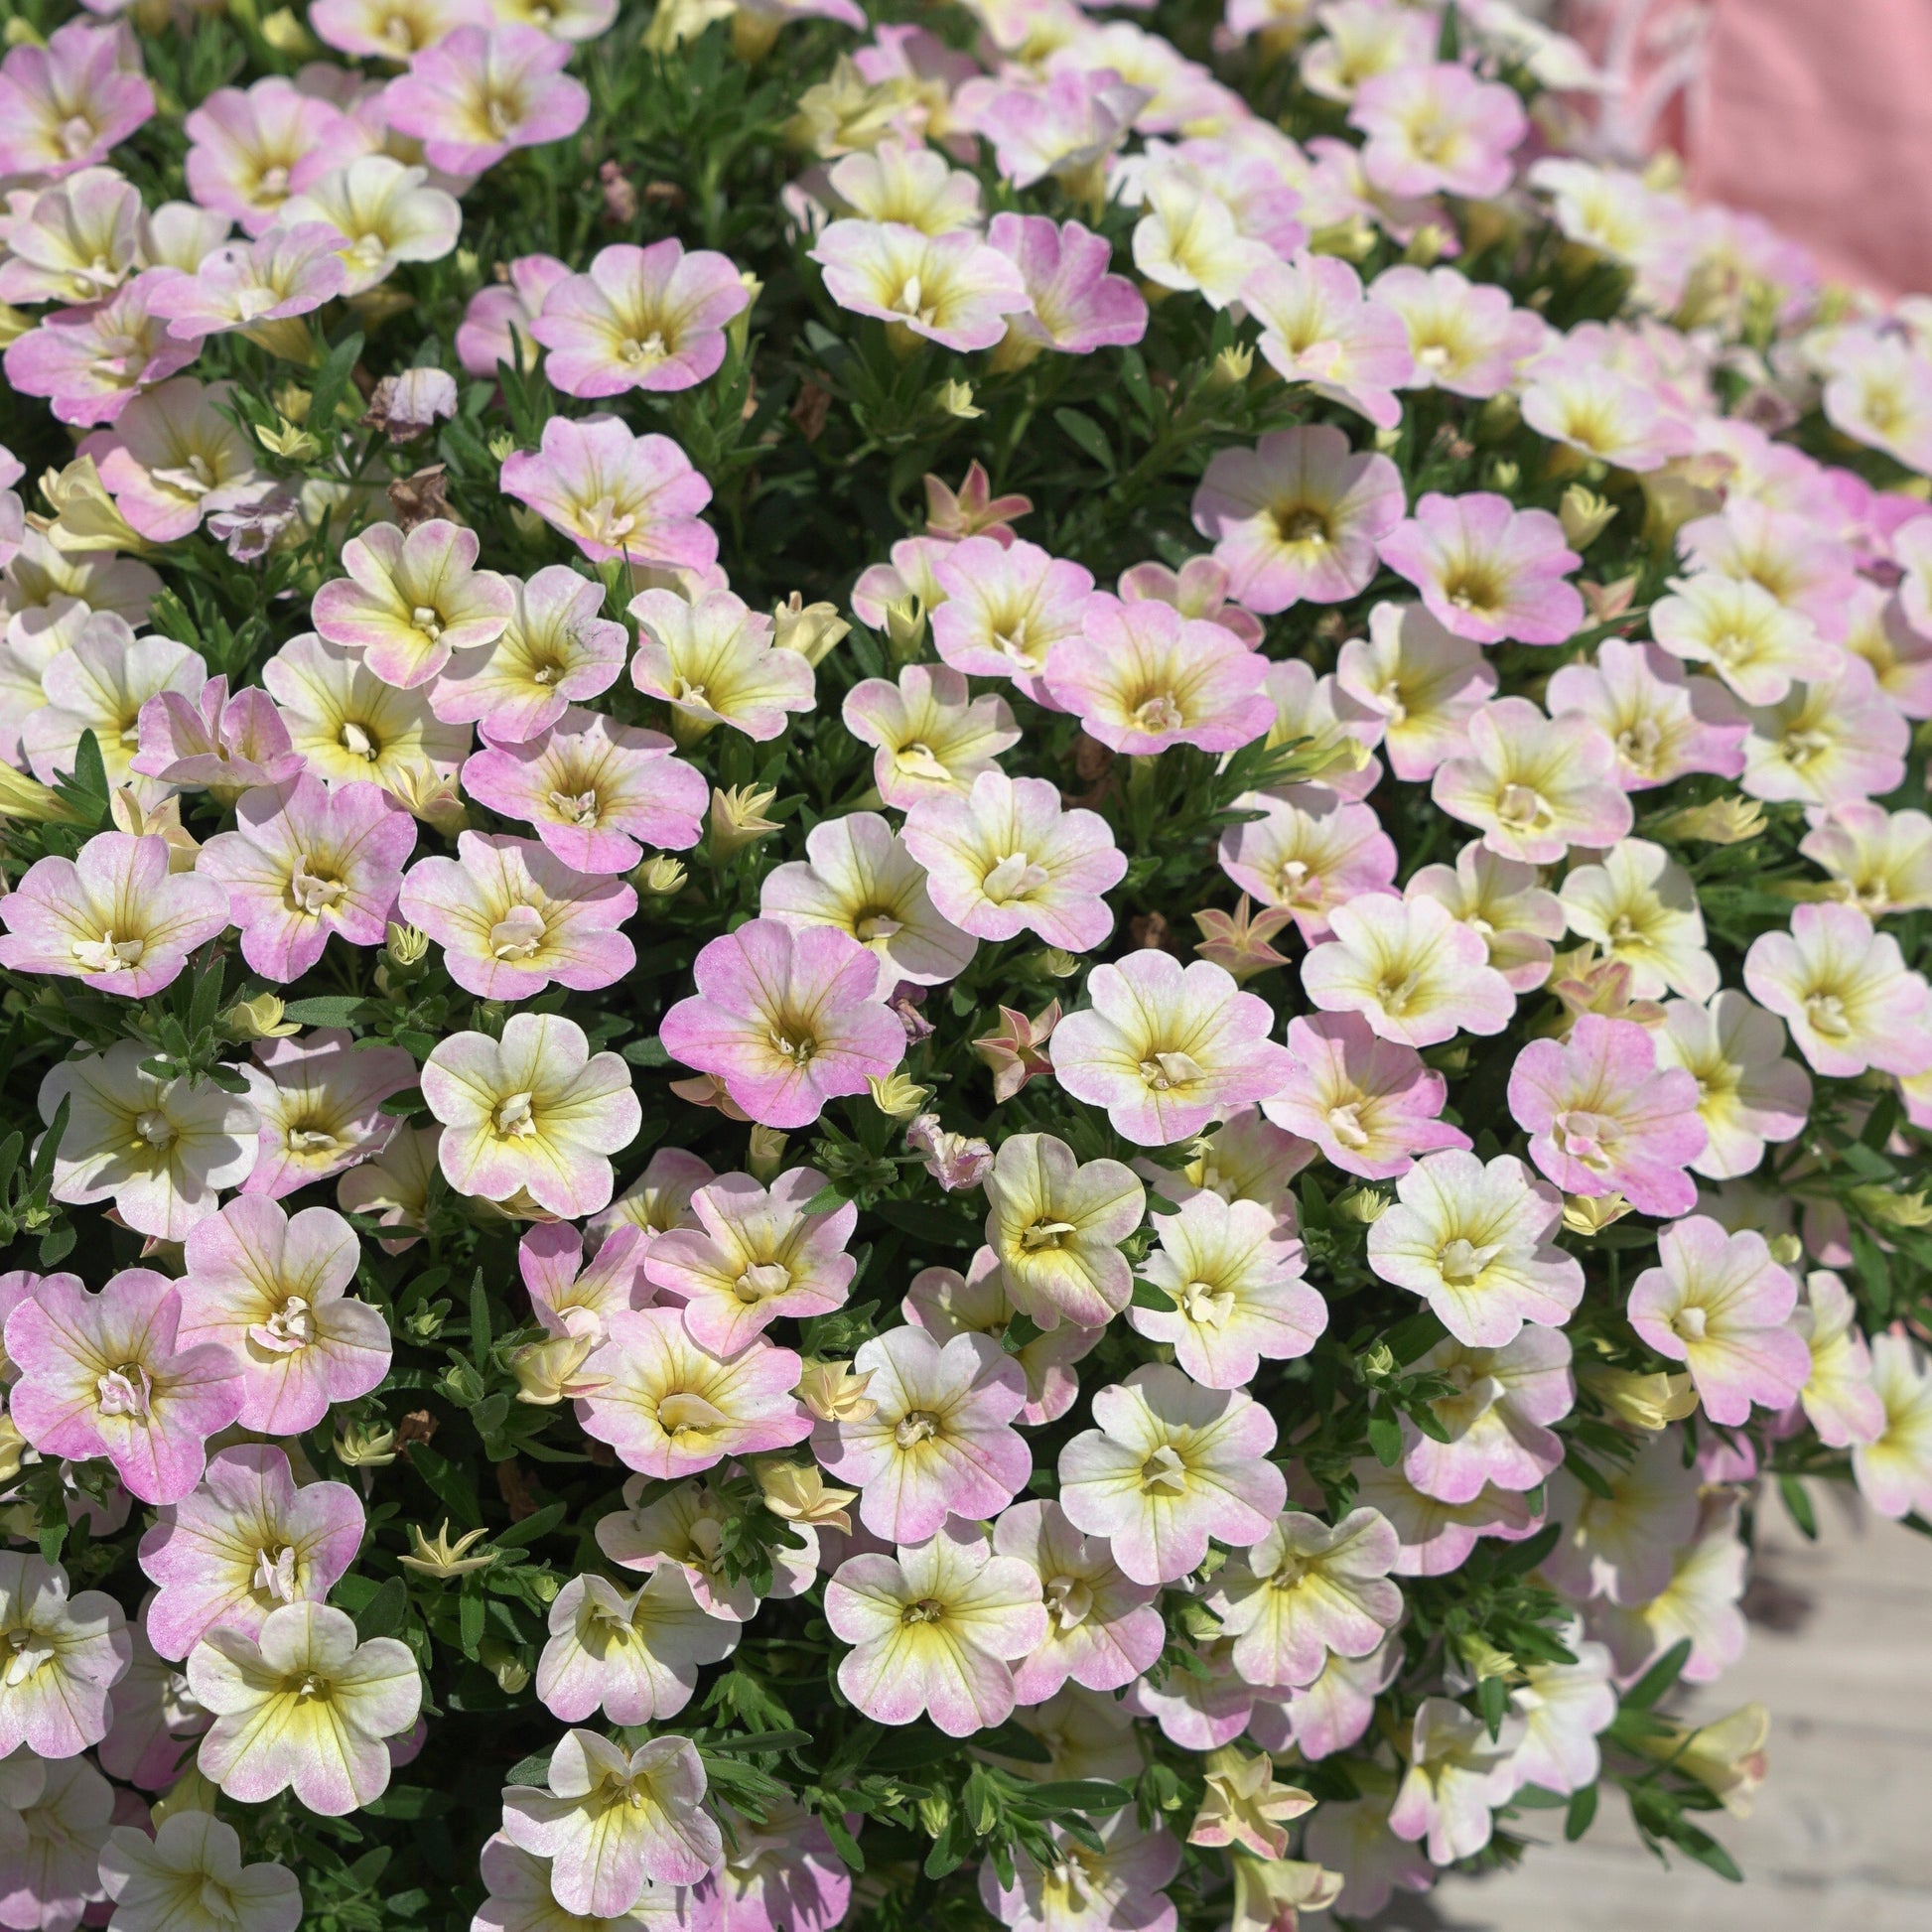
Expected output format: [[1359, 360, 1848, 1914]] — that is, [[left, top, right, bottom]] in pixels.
[[1848, 1183, 1932, 1228], [386, 922, 431, 971], [755, 1459, 858, 1533], [1561, 1191, 1634, 1235], [798, 1359, 877, 1423], [916, 1793, 950, 1839], [1035, 947, 1080, 979], [631, 854, 689, 896], [728, 272, 761, 359], [883, 593, 926, 663], [256, 417, 321, 463], [771, 593, 850, 666], [333, 1421, 398, 1467], [1631, 1703, 1769, 1817], [511, 1335, 605, 1406], [0, 1414, 24, 1486], [1204, 343, 1254, 394], [1455, 1633, 1518, 1682], [936, 378, 981, 420], [1403, 222, 1449, 267], [867, 1072, 931, 1120], [272, 382, 313, 425], [1559, 484, 1617, 551], [1581, 1365, 1699, 1431], [708, 784, 780, 860], [1768, 1233, 1804, 1267], [509, 505, 546, 540], [1177, 1598, 1222, 1643], [385, 761, 468, 836], [478, 1640, 531, 1695], [1360, 1342, 1396, 1381], [487, 431, 518, 463], [747, 1125, 787, 1181], [220, 993, 299, 1041], [1646, 796, 1766, 845], [1488, 458, 1521, 493], [1336, 1185, 1390, 1224]]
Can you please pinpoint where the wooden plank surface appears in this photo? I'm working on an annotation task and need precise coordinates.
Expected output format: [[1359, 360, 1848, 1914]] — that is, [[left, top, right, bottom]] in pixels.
[[1378, 1493, 1932, 1928]]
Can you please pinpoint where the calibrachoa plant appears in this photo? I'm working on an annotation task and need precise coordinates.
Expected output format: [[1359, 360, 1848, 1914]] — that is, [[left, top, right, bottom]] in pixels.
[[0, 1, 1926, 1929]]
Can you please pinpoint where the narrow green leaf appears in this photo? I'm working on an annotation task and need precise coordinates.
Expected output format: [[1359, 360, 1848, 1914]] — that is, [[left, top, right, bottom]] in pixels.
[[1052, 407, 1114, 470], [354, 1577, 409, 1641], [1777, 1474, 1818, 1541], [1478, 1672, 1509, 1741], [621, 1035, 670, 1066], [1565, 1783, 1598, 1841], [1623, 1636, 1695, 1711], [469, 1268, 491, 1368], [282, 995, 368, 1028], [1366, 1410, 1403, 1467]]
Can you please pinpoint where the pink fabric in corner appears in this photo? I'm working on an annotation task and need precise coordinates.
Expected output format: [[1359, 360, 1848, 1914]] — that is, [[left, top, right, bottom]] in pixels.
[[1689, 0, 1932, 298]]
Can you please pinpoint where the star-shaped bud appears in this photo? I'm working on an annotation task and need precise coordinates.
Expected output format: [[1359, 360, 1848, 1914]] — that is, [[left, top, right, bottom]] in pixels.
[[924, 460, 1031, 546], [972, 1000, 1060, 1103], [797, 1359, 878, 1424], [399, 1520, 495, 1580], [1193, 897, 1297, 983], [755, 1458, 858, 1534], [1188, 1747, 1315, 1860]]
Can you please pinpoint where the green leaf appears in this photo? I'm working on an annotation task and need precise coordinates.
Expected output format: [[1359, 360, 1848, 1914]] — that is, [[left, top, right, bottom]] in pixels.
[[1491, 1521, 1562, 1580], [1012, 1780, 1134, 1814], [1366, 1409, 1403, 1467], [1777, 1474, 1817, 1541], [310, 330, 366, 432], [1477, 1673, 1509, 1741], [504, 1750, 552, 1789], [469, 1268, 491, 1368], [622, 1035, 670, 1066], [459, 1588, 485, 1657], [1623, 1636, 1694, 1711], [699, 1728, 812, 1756], [1130, 1281, 1176, 1311], [870, 1199, 975, 1247], [281, 995, 368, 1028], [354, 1577, 409, 1641], [1383, 1309, 1446, 1365], [799, 1181, 850, 1217], [1052, 408, 1114, 470], [1565, 1783, 1598, 1841], [490, 1502, 566, 1550]]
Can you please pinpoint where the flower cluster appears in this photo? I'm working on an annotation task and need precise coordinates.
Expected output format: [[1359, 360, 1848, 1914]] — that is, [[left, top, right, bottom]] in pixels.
[[0, 4, 1923, 1932]]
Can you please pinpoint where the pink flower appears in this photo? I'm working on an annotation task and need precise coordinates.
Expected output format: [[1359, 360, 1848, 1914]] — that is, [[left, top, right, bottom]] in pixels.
[[399, 831, 636, 1000], [423, 1012, 640, 1217], [1349, 62, 1525, 199], [824, 1523, 1045, 1735], [521, 1221, 649, 1345], [1432, 697, 1634, 864], [500, 415, 717, 570], [1335, 601, 1496, 782], [1367, 1151, 1584, 1347], [1371, 264, 1547, 399], [1049, 951, 1293, 1146], [1544, 637, 1747, 790], [659, 919, 905, 1130], [711, 1798, 854, 1932], [310, 0, 493, 59], [986, 213, 1147, 358], [0, 21, 155, 181], [237, 1028, 416, 1202], [1243, 253, 1415, 430], [82, 375, 260, 542], [903, 1252, 1098, 1427], [532, 238, 750, 396], [643, 1168, 858, 1356], [22, 623, 206, 788], [842, 662, 1021, 810], [199, 773, 416, 983], [535, 1569, 739, 1726], [1399, 1328, 1574, 1505], [1191, 425, 1404, 615], [0, 1551, 130, 1762], [1520, 351, 1693, 473], [0, 831, 228, 998], [1263, 1013, 1469, 1179], [1743, 900, 1932, 1079], [1629, 1218, 1809, 1428], [3, 273, 199, 427], [810, 219, 1031, 352], [1377, 492, 1584, 645], [930, 536, 1094, 703], [183, 78, 357, 236], [429, 564, 626, 742], [1057, 1365, 1286, 1587], [133, 674, 302, 794], [175, 1198, 389, 1437], [993, 1499, 1163, 1703], [385, 26, 590, 175], [1214, 786, 1397, 942], [1130, 1191, 1323, 1388], [815, 1325, 1029, 1543], [312, 518, 513, 690], [628, 588, 814, 742], [960, 65, 1148, 189], [1388, 1698, 1521, 1865], [1043, 596, 1272, 756], [901, 770, 1126, 952], [1302, 893, 1516, 1047], [6, 1270, 245, 1506], [1118, 555, 1264, 648], [137, 1444, 364, 1661], [1508, 1015, 1707, 1217], [456, 252, 570, 376], [981, 1815, 1177, 1932], [576, 1309, 810, 1476], [145, 224, 347, 343], [461, 708, 706, 875]]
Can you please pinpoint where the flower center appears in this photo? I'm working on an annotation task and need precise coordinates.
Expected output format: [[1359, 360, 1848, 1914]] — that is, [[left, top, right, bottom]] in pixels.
[[1178, 1279, 1235, 1327], [901, 1595, 946, 1624], [1803, 990, 1851, 1036], [1326, 1100, 1371, 1150], [1273, 505, 1330, 546], [2, 1628, 57, 1688], [289, 853, 347, 914], [1551, 1107, 1617, 1170], [1496, 781, 1549, 828], [340, 720, 380, 760], [1139, 1444, 1189, 1493], [893, 274, 937, 326], [547, 787, 602, 827], [983, 850, 1050, 901], [1020, 1217, 1076, 1252], [493, 1090, 538, 1138], [894, 1409, 941, 1449], [656, 1391, 730, 1436], [733, 1261, 791, 1305], [1132, 692, 1185, 735], [97, 1362, 153, 1419], [1436, 1236, 1501, 1286], [133, 1109, 176, 1150], [1672, 1305, 1710, 1342], [249, 1297, 314, 1354], [489, 904, 547, 960], [1044, 1574, 1092, 1628], [1138, 1049, 1207, 1092], [69, 929, 145, 973], [895, 740, 951, 779], [252, 1545, 300, 1603], [620, 331, 668, 366]]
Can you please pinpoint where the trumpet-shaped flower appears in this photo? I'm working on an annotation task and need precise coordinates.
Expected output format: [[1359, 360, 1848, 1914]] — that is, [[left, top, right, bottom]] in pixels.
[[422, 1013, 640, 1217], [277, 154, 463, 296], [811, 219, 1031, 351], [1742, 900, 1932, 1079], [1800, 802, 1932, 917], [1652, 992, 1810, 1179], [1350, 62, 1525, 199], [1334, 602, 1497, 782], [500, 416, 717, 570], [1519, 355, 1690, 472], [385, 25, 589, 174], [1740, 657, 1910, 808], [0, 21, 155, 182], [39, 1040, 260, 1241], [181, 77, 355, 235], [99, 1811, 302, 1932], [1542, 1430, 1702, 1604], [843, 663, 1021, 810], [1406, 841, 1566, 993], [1377, 492, 1583, 646], [1628, 1218, 1808, 1427], [190, 1600, 420, 1815], [1587, 1497, 1748, 1687], [988, 213, 1148, 358], [1131, 172, 1274, 310], [979, 1813, 1179, 1932], [23, 623, 206, 789], [597, 1472, 818, 1621], [133, 673, 302, 796], [901, 771, 1126, 953], [993, 1500, 1163, 1704], [1371, 264, 1547, 398], [1191, 425, 1404, 615], [0, 1752, 114, 1926], [1544, 636, 1748, 791], [1208, 1508, 1403, 1690], [1301, 892, 1515, 1047], [6, 1268, 245, 1504], [145, 224, 347, 343], [1044, 596, 1274, 756], [644, 1167, 858, 1356], [1057, 1365, 1286, 1587], [816, 1325, 1029, 1543], [1432, 698, 1634, 864], [1791, 1270, 1885, 1449], [3, 273, 198, 429], [1263, 1012, 1469, 1179], [1129, 1192, 1322, 1388], [0, 831, 228, 999], [0, 1550, 130, 1759], [1399, 1328, 1574, 1504], [904, 1251, 1100, 1427], [237, 1028, 416, 1202], [262, 631, 470, 792], [400, 831, 636, 1000], [578, 1309, 809, 1476], [628, 588, 814, 742], [536, 1568, 739, 1725], [1853, 1334, 1932, 1522], [138, 1444, 364, 1662], [312, 518, 513, 691], [1559, 839, 1718, 1002], [760, 810, 976, 995], [431, 566, 627, 744], [1118, 555, 1263, 647], [1215, 786, 1398, 942], [176, 1198, 390, 1437], [1243, 253, 1413, 429], [828, 138, 982, 232], [983, 1133, 1146, 1330], [824, 1523, 1046, 1735], [1366, 1151, 1583, 1347], [82, 376, 260, 543], [1050, 952, 1293, 1147], [502, 1729, 720, 1915], [463, 713, 705, 880], [659, 918, 905, 1130], [200, 773, 416, 984], [1388, 1698, 1522, 1865], [1509, 1016, 1707, 1216], [929, 537, 1093, 704], [533, 238, 751, 397], [1649, 572, 1838, 706]]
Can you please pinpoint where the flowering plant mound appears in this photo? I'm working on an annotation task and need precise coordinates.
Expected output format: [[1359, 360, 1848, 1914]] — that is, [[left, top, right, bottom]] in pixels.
[[0, 2, 1927, 1929]]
